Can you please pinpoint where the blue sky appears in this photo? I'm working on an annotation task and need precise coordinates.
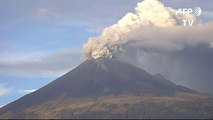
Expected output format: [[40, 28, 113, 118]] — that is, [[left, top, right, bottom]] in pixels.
[[0, 0, 213, 107]]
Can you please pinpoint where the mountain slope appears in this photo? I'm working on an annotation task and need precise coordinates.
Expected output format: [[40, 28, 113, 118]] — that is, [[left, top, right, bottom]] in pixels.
[[1, 57, 212, 119]]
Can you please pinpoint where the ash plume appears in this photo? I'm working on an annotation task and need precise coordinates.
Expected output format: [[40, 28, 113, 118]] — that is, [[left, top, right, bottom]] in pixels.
[[83, 0, 195, 59], [83, 0, 213, 94]]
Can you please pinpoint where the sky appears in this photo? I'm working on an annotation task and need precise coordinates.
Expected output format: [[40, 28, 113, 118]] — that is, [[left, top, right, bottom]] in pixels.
[[0, 0, 213, 107]]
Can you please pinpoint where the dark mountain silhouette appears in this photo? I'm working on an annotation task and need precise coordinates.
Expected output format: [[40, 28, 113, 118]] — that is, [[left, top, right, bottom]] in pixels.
[[0, 57, 212, 119]]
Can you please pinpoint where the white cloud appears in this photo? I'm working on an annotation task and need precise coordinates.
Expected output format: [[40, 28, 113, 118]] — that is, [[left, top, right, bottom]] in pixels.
[[0, 48, 82, 77], [0, 84, 11, 97], [18, 89, 37, 94], [34, 8, 61, 20]]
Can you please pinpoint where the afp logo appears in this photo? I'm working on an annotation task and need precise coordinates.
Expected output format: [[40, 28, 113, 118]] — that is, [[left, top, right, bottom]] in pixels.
[[176, 7, 202, 26]]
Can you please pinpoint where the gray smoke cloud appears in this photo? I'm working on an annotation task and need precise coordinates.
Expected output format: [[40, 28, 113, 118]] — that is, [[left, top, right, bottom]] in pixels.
[[83, 0, 213, 94], [83, 0, 195, 59]]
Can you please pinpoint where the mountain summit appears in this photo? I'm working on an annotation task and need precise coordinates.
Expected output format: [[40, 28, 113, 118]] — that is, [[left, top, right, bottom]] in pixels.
[[0, 57, 212, 119]]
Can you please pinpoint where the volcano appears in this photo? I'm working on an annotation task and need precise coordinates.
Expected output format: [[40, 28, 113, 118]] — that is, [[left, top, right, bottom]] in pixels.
[[0, 57, 213, 119]]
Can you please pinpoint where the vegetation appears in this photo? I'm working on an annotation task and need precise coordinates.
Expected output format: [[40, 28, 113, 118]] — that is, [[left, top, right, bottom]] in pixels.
[[1, 92, 212, 119]]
